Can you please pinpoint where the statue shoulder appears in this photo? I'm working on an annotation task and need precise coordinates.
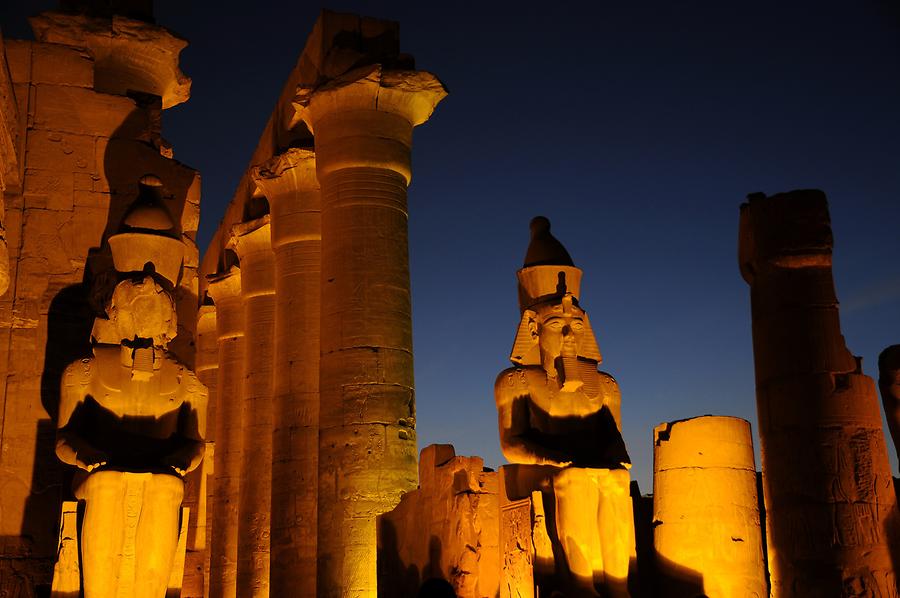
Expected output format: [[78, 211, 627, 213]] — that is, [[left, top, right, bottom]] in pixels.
[[597, 370, 621, 396], [495, 366, 529, 406]]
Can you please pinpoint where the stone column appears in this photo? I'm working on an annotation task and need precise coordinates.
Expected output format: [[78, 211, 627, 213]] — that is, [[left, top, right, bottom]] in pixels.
[[739, 190, 899, 596], [207, 268, 245, 598], [251, 149, 321, 597], [228, 217, 275, 598], [297, 65, 446, 596], [196, 304, 219, 597], [652, 416, 766, 597], [878, 345, 900, 463]]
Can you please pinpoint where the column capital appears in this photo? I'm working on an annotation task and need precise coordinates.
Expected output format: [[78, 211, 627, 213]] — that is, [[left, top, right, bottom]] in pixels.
[[227, 216, 272, 260], [197, 304, 217, 336], [294, 64, 447, 132], [251, 148, 318, 202], [206, 266, 242, 304]]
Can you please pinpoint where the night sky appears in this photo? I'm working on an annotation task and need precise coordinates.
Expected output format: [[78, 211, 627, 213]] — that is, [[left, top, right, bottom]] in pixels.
[[4, 1, 899, 492]]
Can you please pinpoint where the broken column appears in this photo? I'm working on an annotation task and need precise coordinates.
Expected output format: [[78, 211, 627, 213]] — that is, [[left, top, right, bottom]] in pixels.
[[206, 267, 245, 598], [297, 65, 446, 595], [228, 218, 275, 598], [878, 345, 900, 463], [652, 416, 766, 597], [251, 149, 321, 597], [739, 190, 899, 595]]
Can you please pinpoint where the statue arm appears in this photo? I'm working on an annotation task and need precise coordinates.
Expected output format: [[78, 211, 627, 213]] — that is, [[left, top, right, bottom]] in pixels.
[[598, 370, 622, 431], [495, 370, 571, 467], [164, 368, 208, 476], [56, 360, 107, 471]]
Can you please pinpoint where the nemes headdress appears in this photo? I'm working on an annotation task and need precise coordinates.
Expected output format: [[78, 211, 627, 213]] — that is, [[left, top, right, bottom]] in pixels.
[[509, 217, 602, 365]]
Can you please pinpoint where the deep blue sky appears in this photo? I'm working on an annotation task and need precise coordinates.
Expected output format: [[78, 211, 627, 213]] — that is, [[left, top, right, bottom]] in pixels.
[[4, 1, 899, 491]]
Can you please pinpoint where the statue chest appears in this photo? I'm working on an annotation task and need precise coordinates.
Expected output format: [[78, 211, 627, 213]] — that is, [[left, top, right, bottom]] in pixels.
[[91, 354, 184, 419], [523, 370, 603, 420]]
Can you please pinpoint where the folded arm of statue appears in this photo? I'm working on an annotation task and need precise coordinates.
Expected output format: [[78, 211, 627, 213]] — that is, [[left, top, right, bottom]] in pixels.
[[55, 360, 108, 472], [163, 370, 208, 476]]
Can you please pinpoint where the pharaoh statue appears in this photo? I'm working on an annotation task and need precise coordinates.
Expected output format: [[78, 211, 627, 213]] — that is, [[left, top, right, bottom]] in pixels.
[[495, 217, 635, 597], [54, 175, 207, 597]]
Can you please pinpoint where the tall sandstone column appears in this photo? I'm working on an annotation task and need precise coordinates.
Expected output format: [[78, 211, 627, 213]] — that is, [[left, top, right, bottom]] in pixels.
[[252, 149, 321, 597], [652, 416, 766, 597], [229, 218, 276, 598], [196, 304, 219, 597], [298, 66, 446, 596], [207, 267, 245, 598], [739, 190, 899, 595]]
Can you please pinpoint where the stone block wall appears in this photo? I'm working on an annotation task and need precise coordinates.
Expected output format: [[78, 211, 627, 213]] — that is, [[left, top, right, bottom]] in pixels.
[[0, 22, 200, 594]]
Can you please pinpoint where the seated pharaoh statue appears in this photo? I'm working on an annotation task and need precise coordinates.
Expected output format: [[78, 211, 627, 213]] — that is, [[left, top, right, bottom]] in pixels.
[[495, 217, 635, 597], [54, 176, 207, 598]]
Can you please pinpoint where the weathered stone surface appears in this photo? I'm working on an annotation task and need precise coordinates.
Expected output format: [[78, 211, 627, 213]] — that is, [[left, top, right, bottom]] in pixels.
[[227, 219, 275, 598], [378, 444, 500, 598], [879, 345, 900, 463], [652, 416, 766, 597], [252, 148, 321, 597], [206, 268, 244, 598], [30, 11, 191, 108], [739, 190, 899, 596]]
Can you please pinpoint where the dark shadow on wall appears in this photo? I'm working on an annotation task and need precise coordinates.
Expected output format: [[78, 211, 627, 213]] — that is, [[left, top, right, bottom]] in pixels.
[[30, 96, 196, 594], [378, 520, 458, 598]]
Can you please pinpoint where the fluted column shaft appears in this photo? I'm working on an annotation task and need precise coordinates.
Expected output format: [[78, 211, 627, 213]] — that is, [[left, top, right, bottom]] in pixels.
[[300, 66, 446, 597], [229, 219, 276, 598], [253, 150, 321, 597], [739, 191, 898, 596], [207, 269, 245, 598], [196, 305, 219, 598]]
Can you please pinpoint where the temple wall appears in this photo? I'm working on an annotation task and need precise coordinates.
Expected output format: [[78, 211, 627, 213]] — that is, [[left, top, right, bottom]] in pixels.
[[0, 25, 199, 594], [377, 444, 500, 598]]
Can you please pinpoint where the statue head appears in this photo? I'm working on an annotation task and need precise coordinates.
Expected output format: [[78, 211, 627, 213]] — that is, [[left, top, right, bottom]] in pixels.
[[106, 276, 177, 347], [509, 218, 602, 373]]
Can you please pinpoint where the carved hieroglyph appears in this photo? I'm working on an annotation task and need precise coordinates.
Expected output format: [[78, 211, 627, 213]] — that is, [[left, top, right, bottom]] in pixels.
[[53, 196, 207, 597], [652, 416, 766, 597], [495, 217, 635, 597], [739, 190, 899, 596]]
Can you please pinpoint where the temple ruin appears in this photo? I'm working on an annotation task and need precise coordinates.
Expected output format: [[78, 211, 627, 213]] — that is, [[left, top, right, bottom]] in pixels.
[[0, 3, 897, 597]]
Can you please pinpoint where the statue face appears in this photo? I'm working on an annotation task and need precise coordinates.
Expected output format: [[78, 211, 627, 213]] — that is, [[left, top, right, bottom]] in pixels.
[[107, 277, 177, 345], [529, 297, 586, 375]]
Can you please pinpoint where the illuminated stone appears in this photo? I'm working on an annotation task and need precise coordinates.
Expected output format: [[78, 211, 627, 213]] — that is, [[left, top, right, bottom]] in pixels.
[[652, 416, 766, 597], [495, 218, 635, 597], [227, 219, 275, 598], [251, 148, 321, 596], [377, 444, 500, 597], [29, 11, 191, 108], [52, 207, 207, 596], [0, 30, 18, 297], [206, 267, 245, 598], [739, 190, 899, 596], [297, 38, 446, 598], [878, 345, 900, 462]]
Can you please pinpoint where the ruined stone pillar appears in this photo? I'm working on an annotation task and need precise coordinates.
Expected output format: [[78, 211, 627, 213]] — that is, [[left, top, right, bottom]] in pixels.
[[207, 268, 245, 598], [251, 149, 321, 597], [228, 218, 275, 598], [739, 190, 899, 595], [878, 345, 900, 463], [196, 304, 219, 597], [297, 66, 446, 596], [652, 416, 766, 597]]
